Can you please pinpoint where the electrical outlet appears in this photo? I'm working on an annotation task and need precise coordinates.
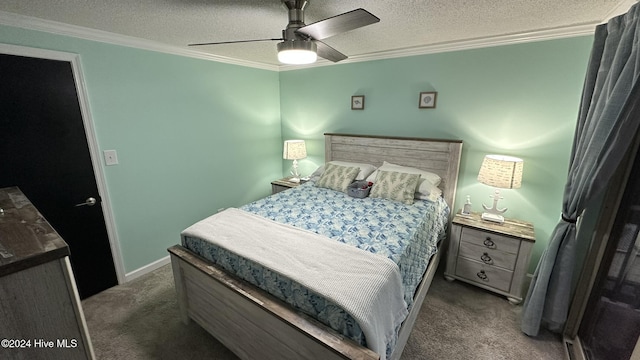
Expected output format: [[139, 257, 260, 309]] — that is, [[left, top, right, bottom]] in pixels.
[[103, 150, 119, 166]]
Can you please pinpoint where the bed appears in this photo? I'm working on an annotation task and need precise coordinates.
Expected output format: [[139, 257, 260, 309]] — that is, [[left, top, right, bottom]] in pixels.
[[168, 133, 462, 360]]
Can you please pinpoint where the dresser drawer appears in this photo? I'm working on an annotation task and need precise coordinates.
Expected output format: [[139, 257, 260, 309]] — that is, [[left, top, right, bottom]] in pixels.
[[458, 241, 517, 270], [455, 257, 513, 292], [461, 227, 520, 254]]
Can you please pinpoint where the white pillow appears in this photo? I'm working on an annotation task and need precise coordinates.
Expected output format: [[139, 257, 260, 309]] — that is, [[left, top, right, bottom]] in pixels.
[[366, 161, 441, 185], [311, 161, 377, 181], [366, 161, 442, 199], [416, 182, 443, 202]]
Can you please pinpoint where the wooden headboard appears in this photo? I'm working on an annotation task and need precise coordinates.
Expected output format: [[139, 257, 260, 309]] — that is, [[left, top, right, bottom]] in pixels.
[[324, 133, 463, 212]]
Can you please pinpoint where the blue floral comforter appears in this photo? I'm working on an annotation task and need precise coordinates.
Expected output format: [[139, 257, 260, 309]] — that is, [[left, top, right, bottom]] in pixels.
[[182, 181, 449, 357]]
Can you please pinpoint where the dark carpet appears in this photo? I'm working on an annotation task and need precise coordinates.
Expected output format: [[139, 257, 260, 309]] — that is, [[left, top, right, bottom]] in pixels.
[[82, 263, 564, 359]]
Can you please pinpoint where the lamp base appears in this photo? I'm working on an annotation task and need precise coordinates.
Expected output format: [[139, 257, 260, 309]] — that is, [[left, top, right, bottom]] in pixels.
[[289, 159, 301, 181], [481, 188, 507, 224], [482, 212, 505, 223]]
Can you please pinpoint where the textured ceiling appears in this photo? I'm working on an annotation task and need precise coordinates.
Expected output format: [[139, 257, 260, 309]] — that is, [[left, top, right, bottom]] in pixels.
[[0, 0, 635, 67]]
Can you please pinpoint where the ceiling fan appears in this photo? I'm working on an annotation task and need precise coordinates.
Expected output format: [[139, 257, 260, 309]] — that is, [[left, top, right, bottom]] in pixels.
[[188, 0, 380, 65]]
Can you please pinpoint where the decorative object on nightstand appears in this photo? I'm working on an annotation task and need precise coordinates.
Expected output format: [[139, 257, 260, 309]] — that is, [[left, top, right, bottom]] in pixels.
[[444, 212, 535, 304], [477, 154, 524, 223], [283, 140, 307, 183], [462, 195, 472, 215]]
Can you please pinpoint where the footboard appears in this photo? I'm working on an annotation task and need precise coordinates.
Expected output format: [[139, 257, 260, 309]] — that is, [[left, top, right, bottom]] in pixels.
[[169, 239, 443, 360], [168, 245, 380, 360]]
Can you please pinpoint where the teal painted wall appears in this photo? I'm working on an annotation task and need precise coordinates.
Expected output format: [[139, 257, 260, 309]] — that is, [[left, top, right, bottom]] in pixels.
[[1, 22, 595, 276], [0, 25, 282, 273], [279, 37, 595, 272]]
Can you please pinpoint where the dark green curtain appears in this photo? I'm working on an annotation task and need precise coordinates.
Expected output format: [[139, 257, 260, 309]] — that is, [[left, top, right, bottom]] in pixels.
[[522, 3, 640, 336]]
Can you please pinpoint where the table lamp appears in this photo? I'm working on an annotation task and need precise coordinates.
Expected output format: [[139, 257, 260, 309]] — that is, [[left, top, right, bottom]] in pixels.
[[477, 154, 523, 223], [283, 140, 307, 182]]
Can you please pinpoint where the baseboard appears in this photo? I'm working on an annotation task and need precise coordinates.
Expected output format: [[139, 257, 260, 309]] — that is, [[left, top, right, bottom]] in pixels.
[[124, 255, 170, 282]]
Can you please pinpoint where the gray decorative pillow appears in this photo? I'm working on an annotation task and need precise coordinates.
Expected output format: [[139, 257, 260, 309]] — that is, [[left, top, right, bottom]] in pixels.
[[370, 170, 421, 204], [315, 163, 360, 192]]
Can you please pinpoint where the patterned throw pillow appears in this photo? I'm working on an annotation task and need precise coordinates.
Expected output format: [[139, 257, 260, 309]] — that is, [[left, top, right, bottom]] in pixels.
[[315, 163, 360, 192], [370, 170, 421, 204]]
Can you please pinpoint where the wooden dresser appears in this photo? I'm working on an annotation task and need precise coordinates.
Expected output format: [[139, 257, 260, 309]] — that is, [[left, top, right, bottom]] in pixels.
[[0, 187, 94, 360], [444, 212, 535, 304]]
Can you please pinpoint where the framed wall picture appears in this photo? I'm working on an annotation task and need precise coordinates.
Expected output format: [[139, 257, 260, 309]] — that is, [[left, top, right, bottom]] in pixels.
[[351, 95, 365, 110], [419, 92, 437, 109]]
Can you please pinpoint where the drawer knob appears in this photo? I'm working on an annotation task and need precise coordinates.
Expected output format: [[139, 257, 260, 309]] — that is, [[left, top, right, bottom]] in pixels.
[[483, 237, 496, 248], [477, 270, 489, 281], [481, 252, 493, 265]]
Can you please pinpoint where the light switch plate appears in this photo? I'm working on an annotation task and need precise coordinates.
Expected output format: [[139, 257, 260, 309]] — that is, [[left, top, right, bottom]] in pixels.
[[103, 150, 119, 165]]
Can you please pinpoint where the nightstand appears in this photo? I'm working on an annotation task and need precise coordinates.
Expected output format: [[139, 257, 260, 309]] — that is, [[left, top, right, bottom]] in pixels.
[[271, 177, 303, 194], [444, 212, 535, 304]]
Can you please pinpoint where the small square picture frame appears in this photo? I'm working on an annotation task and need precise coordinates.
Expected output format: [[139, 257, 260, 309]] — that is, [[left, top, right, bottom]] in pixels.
[[419, 92, 437, 109], [351, 95, 365, 110]]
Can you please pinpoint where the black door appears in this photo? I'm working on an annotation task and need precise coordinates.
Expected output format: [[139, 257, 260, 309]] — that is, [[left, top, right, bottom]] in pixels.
[[0, 53, 118, 299]]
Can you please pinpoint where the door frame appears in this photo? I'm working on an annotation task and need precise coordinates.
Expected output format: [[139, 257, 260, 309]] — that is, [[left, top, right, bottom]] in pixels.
[[562, 117, 640, 359], [0, 43, 125, 284]]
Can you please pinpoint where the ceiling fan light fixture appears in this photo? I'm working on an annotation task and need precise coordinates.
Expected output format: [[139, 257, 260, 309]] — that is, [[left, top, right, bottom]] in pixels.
[[277, 40, 317, 64]]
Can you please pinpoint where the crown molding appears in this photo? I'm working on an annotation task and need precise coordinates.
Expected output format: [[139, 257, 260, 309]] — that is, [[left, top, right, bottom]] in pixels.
[[280, 22, 599, 71], [0, 11, 280, 71], [352, 23, 598, 63], [0, 10, 614, 72]]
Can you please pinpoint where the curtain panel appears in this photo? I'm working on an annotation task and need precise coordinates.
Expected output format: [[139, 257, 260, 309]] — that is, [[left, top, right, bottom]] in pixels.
[[521, 3, 640, 336]]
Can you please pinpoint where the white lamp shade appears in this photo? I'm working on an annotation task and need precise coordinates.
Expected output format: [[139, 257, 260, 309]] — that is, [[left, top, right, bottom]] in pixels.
[[477, 155, 523, 189], [283, 140, 307, 160]]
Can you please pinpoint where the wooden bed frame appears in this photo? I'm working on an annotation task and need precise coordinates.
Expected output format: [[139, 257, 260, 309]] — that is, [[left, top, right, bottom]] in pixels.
[[169, 133, 462, 360]]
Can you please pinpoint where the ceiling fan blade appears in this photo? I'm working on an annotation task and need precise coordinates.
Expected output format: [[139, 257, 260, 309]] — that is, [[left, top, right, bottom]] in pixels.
[[315, 41, 348, 62], [189, 38, 282, 47], [297, 8, 380, 40]]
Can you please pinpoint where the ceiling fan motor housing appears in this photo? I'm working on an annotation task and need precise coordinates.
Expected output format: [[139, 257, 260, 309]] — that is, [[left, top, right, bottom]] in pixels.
[[282, 0, 309, 41], [277, 40, 317, 53], [278, 0, 316, 64]]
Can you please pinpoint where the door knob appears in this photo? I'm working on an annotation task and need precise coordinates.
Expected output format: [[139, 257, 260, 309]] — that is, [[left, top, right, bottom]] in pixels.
[[75, 197, 97, 207]]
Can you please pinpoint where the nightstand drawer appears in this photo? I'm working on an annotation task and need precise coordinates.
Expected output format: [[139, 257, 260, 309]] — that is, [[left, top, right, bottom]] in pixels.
[[461, 227, 520, 254], [458, 241, 517, 270], [455, 258, 513, 292]]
